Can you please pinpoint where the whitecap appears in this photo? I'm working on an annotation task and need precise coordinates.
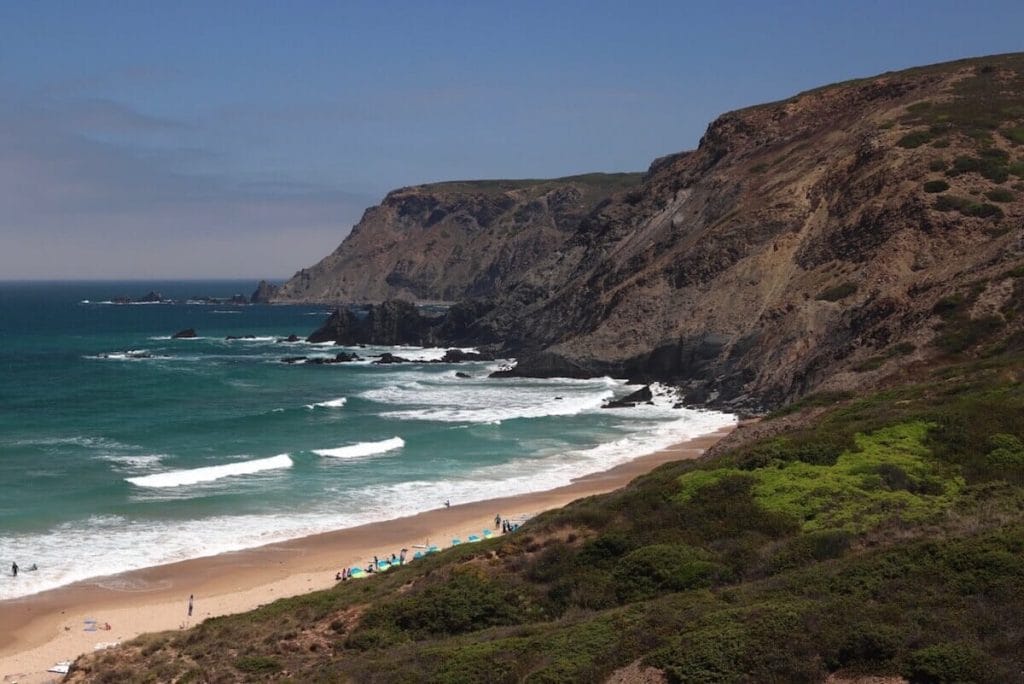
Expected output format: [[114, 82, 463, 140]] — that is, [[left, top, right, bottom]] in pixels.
[[125, 454, 292, 488], [313, 437, 404, 459], [304, 397, 347, 410]]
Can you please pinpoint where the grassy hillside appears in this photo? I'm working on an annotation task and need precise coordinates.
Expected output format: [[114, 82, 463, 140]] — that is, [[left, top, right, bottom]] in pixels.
[[71, 353, 1024, 682]]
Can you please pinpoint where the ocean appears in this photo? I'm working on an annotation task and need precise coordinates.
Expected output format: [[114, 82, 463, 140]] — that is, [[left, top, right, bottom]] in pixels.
[[0, 281, 734, 600]]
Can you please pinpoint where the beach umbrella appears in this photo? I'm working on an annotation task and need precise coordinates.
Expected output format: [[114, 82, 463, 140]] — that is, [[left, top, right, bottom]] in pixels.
[[349, 567, 365, 578], [413, 551, 424, 560], [482, 529, 493, 538], [378, 560, 392, 571], [467, 534, 480, 543], [428, 545, 440, 554], [451, 538, 462, 546]]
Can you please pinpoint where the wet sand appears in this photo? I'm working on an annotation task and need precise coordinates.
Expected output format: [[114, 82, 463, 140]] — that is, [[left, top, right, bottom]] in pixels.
[[0, 426, 732, 682]]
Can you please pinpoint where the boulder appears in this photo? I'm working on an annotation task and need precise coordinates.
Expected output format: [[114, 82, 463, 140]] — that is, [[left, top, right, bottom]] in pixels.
[[372, 353, 410, 364], [602, 385, 654, 409], [455, 371, 472, 379], [172, 328, 197, 339]]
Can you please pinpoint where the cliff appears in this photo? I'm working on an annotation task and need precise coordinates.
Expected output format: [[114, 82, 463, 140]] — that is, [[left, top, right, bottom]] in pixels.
[[475, 53, 1024, 407], [271, 173, 642, 303], [289, 54, 1024, 410]]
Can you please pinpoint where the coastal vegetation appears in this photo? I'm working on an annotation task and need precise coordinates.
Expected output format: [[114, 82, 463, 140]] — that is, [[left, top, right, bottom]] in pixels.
[[70, 354, 1024, 682], [67, 52, 1024, 682]]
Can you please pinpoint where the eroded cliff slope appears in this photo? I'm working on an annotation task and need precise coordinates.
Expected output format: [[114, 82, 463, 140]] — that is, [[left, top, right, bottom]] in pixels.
[[272, 174, 642, 303], [478, 53, 1024, 407], [286, 54, 1024, 409]]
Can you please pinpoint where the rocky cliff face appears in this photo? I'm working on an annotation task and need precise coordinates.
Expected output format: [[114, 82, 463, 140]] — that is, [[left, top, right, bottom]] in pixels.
[[272, 174, 642, 303], [483, 53, 1024, 407], [288, 54, 1024, 409]]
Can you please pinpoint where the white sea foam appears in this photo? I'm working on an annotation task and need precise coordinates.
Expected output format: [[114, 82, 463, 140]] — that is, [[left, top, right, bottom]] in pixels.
[[212, 310, 243, 314], [99, 454, 165, 470], [313, 437, 404, 459], [364, 375, 619, 424], [125, 454, 292, 488], [304, 397, 347, 409], [0, 406, 734, 601], [85, 349, 170, 361]]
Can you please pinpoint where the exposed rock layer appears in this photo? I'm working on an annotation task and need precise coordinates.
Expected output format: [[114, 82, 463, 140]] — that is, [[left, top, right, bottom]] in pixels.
[[291, 54, 1024, 409]]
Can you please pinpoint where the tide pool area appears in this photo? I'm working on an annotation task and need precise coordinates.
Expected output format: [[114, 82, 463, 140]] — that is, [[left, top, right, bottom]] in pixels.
[[0, 281, 735, 600]]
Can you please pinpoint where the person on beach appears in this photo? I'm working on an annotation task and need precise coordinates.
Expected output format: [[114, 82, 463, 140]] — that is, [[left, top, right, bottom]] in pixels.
[[399, 548, 407, 565], [445, 499, 450, 508], [495, 514, 501, 528], [11, 561, 17, 577], [187, 594, 193, 617], [373, 555, 379, 569]]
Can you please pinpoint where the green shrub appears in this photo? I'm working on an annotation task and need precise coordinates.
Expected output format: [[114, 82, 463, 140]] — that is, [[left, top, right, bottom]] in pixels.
[[816, 282, 857, 302], [234, 656, 282, 674], [964, 202, 1004, 219], [769, 529, 854, 573], [836, 622, 902, 666], [903, 643, 986, 683], [1003, 126, 1024, 144], [358, 570, 531, 641], [1010, 161, 1024, 178], [935, 316, 1005, 353], [934, 194, 971, 212], [923, 179, 950, 193], [985, 187, 1016, 202], [898, 130, 933, 148], [854, 355, 886, 372], [613, 544, 723, 602], [928, 159, 948, 172], [986, 433, 1024, 467], [892, 341, 917, 356]]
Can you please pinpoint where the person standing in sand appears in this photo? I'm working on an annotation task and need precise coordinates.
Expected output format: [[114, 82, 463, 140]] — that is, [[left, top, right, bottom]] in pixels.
[[187, 594, 193, 617], [11, 561, 17, 577]]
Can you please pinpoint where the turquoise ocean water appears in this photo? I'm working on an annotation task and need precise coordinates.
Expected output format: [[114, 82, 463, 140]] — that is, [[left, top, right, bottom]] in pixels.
[[0, 281, 734, 600]]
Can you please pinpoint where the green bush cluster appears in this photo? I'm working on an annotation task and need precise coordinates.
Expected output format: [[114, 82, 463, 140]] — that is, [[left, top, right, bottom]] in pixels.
[[816, 282, 858, 302], [677, 422, 963, 532], [923, 179, 950, 193], [985, 187, 1016, 202], [934, 193, 1005, 219], [945, 153, 1011, 183]]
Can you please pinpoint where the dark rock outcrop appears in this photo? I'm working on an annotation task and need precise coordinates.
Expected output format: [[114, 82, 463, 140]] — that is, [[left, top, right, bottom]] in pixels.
[[602, 385, 654, 409], [307, 300, 445, 346], [372, 353, 410, 364], [172, 328, 197, 339], [251, 280, 280, 304]]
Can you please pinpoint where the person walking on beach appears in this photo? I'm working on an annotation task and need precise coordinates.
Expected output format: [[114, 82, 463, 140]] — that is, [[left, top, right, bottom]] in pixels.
[[495, 514, 501, 528], [11, 561, 17, 577], [444, 499, 450, 508], [187, 594, 193, 617]]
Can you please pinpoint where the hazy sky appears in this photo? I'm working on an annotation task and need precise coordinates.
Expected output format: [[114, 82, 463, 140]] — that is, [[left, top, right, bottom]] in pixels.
[[1, 1, 1022, 279]]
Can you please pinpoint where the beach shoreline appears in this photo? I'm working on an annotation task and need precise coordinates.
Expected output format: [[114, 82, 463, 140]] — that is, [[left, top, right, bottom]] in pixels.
[[0, 425, 733, 682]]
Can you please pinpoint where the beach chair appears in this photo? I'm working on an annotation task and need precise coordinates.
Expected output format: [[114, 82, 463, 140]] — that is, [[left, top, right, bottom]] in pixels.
[[428, 545, 440, 554], [451, 538, 462, 546], [482, 528, 493, 538], [467, 534, 480, 543]]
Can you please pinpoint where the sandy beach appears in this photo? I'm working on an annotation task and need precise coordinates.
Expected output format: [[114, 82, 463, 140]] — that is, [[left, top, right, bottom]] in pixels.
[[0, 425, 732, 682]]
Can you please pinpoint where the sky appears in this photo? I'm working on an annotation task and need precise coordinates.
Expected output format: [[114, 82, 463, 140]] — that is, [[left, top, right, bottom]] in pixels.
[[1, 1, 1022, 280]]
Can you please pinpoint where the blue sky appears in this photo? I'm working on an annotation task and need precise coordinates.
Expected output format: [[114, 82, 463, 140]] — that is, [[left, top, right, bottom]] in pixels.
[[1, 1, 1022, 279]]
